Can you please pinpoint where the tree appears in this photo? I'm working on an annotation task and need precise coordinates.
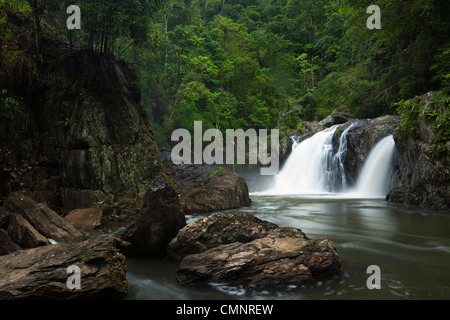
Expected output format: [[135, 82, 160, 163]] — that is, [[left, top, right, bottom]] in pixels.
[[77, 0, 163, 53]]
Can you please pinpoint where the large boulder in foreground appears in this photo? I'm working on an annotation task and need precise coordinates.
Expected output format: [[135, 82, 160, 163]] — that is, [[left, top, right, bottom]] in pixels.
[[0, 237, 130, 300], [167, 212, 279, 261], [121, 179, 186, 256], [171, 213, 341, 286]]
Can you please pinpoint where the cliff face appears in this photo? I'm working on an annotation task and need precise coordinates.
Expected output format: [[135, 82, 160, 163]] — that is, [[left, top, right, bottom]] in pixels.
[[1, 50, 174, 218], [387, 93, 450, 210]]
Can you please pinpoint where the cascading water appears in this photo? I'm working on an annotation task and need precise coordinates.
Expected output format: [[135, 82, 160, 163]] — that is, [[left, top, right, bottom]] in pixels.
[[272, 122, 357, 194], [271, 126, 336, 194], [351, 135, 397, 198], [324, 121, 358, 192], [269, 122, 397, 198]]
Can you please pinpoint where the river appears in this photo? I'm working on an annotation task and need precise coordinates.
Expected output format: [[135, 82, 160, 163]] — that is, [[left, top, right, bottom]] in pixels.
[[123, 125, 450, 300], [123, 194, 450, 300]]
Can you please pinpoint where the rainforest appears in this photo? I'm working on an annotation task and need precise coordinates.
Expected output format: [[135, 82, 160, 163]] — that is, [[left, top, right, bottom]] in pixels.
[[0, 0, 449, 303]]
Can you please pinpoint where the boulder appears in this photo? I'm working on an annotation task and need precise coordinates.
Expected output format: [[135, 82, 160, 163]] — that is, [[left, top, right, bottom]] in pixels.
[[121, 179, 186, 256], [4, 191, 84, 243], [365, 115, 401, 146], [0, 237, 130, 300], [181, 170, 252, 214], [6, 212, 51, 249], [167, 212, 279, 261], [301, 112, 353, 137], [162, 153, 251, 214], [176, 227, 341, 286], [0, 228, 22, 256], [171, 212, 341, 286], [65, 208, 103, 232]]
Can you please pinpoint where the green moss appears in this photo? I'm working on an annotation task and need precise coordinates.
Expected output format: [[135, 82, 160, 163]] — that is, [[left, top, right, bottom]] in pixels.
[[394, 91, 449, 159], [208, 166, 224, 179]]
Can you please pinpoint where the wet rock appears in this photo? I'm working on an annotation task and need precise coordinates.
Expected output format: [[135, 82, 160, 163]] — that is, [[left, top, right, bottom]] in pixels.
[[121, 180, 186, 256], [0, 228, 22, 256], [335, 116, 400, 185], [162, 152, 251, 214], [4, 191, 84, 243], [390, 92, 450, 209], [171, 212, 341, 286], [181, 170, 251, 214], [366, 115, 401, 146], [301, 112, 353, 137], [6, 212, 51, 249], [176, 226, 341, 286], [65, 208, 103, 232], [167, 212, 279, 261], [11, 50, 174, 217], [0, 237, 130, 300]]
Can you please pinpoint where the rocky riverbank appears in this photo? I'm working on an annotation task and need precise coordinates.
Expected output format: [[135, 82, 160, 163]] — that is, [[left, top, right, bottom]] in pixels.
[[168, 212, 341, 286]]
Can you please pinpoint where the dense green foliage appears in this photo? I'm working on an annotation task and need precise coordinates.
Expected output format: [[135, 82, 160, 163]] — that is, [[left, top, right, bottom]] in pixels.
[[113, 0, 449, 147], [1, 0, 449, 149]]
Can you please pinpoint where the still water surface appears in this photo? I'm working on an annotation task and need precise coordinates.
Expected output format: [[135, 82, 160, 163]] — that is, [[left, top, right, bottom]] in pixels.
[[122, 194, 450, 300]]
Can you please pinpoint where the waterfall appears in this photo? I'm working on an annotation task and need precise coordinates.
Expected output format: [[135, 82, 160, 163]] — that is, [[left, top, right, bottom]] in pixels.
[[272, 122, 357, 194], [268, 122, 397, 198], [351, 135, 397, 198], [272, 126, 337, 194]]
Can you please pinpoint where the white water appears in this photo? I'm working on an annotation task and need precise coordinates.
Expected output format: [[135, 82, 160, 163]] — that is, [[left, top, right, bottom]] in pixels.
[[271, 125, 338, 194], [350, 135, 397, 198], [265, 123, 397, 198]]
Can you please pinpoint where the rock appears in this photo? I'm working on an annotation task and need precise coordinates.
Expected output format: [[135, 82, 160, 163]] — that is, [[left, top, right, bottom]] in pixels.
[[0, 237, 130, 300], [386, 187, 411, 205], [65, 208, 103, 232], [162, 149, 252, 214], [392, 136, 449, 209], [318, 112, 353, 128], [167, 212, 280, 261], [0, 229, 22, 256], [170, 212, 341, 286], [365, 115, 401, 146], [301, 112, 353, 137], [335, 116, 400, 185], [389, 92, 450, 209], [121, 180, 186, 256], [176, 226, 341, 286], [4, 192, 84, 243], [164, 160, 251, 214], [0, 50, 175, 219], [181, 170, 252, 214], [7, 212, 51, 249], [0, 207, 9, 228], [42, 51, 172, 204]]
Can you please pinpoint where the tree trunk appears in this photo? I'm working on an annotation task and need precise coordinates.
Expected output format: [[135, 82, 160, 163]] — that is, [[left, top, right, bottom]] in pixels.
[[30, 0, 40, 56]]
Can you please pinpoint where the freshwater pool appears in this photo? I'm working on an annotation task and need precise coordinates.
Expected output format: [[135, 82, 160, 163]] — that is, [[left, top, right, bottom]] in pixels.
[[124, 194, 450, 300]]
